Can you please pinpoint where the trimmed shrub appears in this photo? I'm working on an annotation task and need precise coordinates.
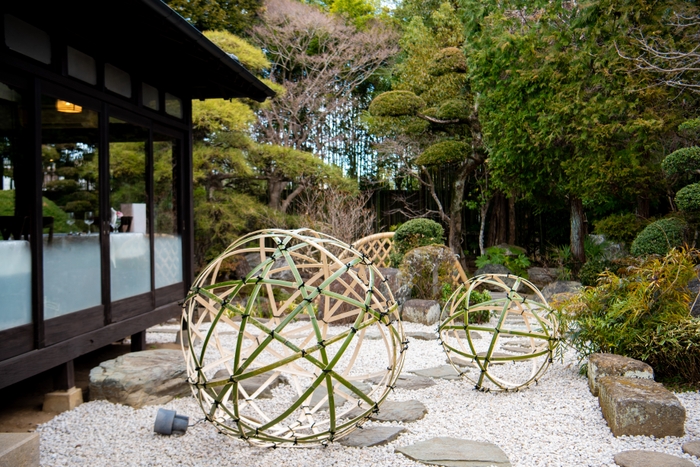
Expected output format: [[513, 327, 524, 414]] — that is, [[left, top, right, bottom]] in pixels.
[[436, 99, 471, 121], [630, 217, 687, 256], [676, 183, 700, 213], [369, 91, 425, 117], [416, 140, 470, 166], [391, 218, 444, 267], [428, 47, 467, 76], [594, 213, 649, 245], [662, 146, 700, 178], [560, 248, 700, 384]]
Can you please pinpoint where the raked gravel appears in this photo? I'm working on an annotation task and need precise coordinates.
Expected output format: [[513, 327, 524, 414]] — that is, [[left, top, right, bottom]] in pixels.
[[38, 322, 700, 467]]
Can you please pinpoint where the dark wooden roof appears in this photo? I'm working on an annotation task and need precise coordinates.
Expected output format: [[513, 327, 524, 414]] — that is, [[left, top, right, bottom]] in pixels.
[[3, 0, 274, 101]]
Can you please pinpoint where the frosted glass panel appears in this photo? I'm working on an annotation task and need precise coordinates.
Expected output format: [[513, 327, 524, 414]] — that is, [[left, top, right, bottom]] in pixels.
[[43, 235, 101, 318], [110, 233, 151, 300], [155, 234, 182, 288], [0, 240, 31, 330]]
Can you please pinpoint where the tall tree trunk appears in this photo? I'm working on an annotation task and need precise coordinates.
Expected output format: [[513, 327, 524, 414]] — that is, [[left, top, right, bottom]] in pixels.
[[636, 196, 650, 219], [479, 198, 491, 256], [268, 179, 285, 211], [487, 191, 507, 246], [448, 170, 467, 266], [508, 195, 516, 245], [570, 195, 586, 265]]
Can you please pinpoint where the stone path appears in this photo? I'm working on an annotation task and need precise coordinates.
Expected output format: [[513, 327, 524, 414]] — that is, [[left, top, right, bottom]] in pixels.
[[683, 440, 700, 457], [396, 437, 511, 466], [346, 400, 427, 422], [613, 450, 694, 467], [365, 373, 436, 390], [338, 426, 406, 448], [409, 365, 464, 380]]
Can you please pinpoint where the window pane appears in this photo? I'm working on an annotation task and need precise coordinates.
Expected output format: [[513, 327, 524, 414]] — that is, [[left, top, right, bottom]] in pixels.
[[154, 136, 181, 288], [109, 118, 150, 300], [0, 81, 31, 330], [41, 95, 101, 318]]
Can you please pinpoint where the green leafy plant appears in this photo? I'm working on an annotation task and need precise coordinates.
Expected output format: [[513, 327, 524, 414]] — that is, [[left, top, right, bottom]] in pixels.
[[594, 213, 650, 245], [442, 283, 492, 323], [560, 248, 700, 384], [391, 218, 445, 267], [630, 217, 687, 256], [475, 246, 530, 277]]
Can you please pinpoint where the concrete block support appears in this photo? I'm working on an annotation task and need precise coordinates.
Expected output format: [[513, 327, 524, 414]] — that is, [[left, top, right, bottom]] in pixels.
[[43, 386, 83, 413]]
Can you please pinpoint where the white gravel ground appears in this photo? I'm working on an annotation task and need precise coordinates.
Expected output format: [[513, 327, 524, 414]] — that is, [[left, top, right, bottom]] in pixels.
[[37, 322, 700, 467]]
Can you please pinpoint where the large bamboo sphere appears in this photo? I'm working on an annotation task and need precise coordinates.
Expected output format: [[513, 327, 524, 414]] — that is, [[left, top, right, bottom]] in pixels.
[[438, 274, 559, 391], [181, 229, 405, 446]]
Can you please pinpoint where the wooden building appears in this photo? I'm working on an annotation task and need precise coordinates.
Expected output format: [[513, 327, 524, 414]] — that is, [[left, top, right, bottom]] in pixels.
[[0, 0, 273, 391]]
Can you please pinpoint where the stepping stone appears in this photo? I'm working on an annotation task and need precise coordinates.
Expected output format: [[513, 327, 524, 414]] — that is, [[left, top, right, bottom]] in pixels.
[[407, 331, 439, 341], [365, 373, 436, 390], [338, 426, 406, 447], [588, 353, 654, 396], [309, 381, 373, 410], [614, 450, 694, 467], [346, 400, 428, 422], [409, 365, 464, 380], [598, 376, 685, 438], [453, 330, 482, 340], [396, 437, 511, 466], [89, 349, 190, 408], [212, 369, 289, 399], [446, 356, 477, 368], [683, 440, 700, 458], [500, 345, 531, 354]]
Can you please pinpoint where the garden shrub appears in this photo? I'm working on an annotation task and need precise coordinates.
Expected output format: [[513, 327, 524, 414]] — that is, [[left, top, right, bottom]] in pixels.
[[594, 213, 649, 245], [442, 283, 492, 323], [662, 146, 700, 179], [369, 90, 425, 117], [675, 183, 700, 213], [416, 140, 471, 166], [428, 47, 467, 76], [391, 218, 444, 266], [435, 99, 471, 121], [560, 248, 700, 384], [630, 217, 687, 256], [475, 246, 530, 277]]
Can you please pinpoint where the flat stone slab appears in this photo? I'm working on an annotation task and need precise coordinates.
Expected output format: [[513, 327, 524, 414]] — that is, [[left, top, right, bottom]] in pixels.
[[0, 433, 39, 467], [598, 376, 685, 438], [89, 349, 190, 408], [310, 381, 372, 410], [338, 426, 406, 447], [588, 353, 654, 396], [347, 400, 427, 422], [396, 437, 511, 467], [212, 369, 289, 399], [409, 365, 464, 380], [614, 450, 694, 467], [365, 373, 436, 390], [407, 331, 439, 341], [682, 440, 700, 458]]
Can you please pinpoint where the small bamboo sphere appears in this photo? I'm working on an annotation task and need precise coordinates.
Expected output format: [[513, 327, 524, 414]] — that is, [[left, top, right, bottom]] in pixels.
[[181, 229, 406, 446], [439, 274, 559, 391]]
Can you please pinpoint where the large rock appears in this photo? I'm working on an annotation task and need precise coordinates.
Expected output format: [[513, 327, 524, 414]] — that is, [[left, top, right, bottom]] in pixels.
[[89, 349, 190, 408], [401, 245, 460, 300], [402, 299, 441, 325], [378, 267, 411, 308], [541, 280, 582, 306], [396, 437, 511, 467], [588, 353, 654, 397], [598, 376, 685, 438], [527, 267, 560, 288], [614, 450, 694, 467]]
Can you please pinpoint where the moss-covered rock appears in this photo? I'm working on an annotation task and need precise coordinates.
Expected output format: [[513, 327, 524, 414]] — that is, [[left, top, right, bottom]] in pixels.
[[369, 91, 426, 117], [416, 140, 470, 166]]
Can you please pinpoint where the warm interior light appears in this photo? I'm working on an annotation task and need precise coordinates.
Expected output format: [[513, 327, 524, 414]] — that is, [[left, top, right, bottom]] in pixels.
[[56, 100, 82, 113]]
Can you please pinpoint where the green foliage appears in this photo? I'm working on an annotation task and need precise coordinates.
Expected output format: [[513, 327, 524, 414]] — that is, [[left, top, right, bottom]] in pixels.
[[203, 30, 270, 73], [662, 146, 700, 179], [435, 99, 471, 121], [594, 213, 650, 245], [630, 217, 687, 257], [0, 190, 13, 215], [675, 183, 700, 213], [475, 246, 530, 277], [442, 283, 492, 323], [428, 47, 467, 76], [368, 90, 425, 117], [164, 0, 263, 36], [393, 218, 444, 254], [561, 248, 700, 383], [416, 140, 470, 165]]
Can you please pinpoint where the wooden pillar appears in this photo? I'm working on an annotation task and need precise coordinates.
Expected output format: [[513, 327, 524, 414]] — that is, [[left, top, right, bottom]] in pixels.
[[53, 360, 75, 391], [131, 331, 147, 352]]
